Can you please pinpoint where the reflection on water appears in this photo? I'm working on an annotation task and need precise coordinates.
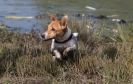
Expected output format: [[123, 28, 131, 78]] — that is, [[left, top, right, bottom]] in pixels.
[[0, 0, 133, 32], [0, 0, 42, 32]]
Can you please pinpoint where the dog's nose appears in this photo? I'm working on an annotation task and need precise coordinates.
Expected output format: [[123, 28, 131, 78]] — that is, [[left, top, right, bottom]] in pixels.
[[41, 34, 45, 38]]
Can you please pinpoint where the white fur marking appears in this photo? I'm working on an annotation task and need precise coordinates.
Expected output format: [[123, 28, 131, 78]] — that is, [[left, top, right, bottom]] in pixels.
[[51, 39, 55, 52], [73, 33, 79, 37], [44, 32, 48, 39], [54, 50, 61, 59]]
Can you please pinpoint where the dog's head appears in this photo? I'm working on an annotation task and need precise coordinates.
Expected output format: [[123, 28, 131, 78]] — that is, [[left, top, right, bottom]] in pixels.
[[41, 15, 68, 41]]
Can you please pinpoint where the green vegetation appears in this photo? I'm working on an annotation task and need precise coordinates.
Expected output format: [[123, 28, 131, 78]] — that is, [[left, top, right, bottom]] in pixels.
[[0, 21, 133, 84]]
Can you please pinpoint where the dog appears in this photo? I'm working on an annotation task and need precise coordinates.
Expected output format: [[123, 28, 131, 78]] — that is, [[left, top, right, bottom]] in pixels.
[[41, 15, 78, 61]]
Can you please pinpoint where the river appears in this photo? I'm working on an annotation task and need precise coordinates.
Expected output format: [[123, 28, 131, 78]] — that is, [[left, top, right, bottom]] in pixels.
[[0, 0, 133, 32]]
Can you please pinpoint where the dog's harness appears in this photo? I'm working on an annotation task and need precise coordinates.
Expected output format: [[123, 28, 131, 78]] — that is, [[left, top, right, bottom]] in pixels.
[[55, 33, 73, 43]]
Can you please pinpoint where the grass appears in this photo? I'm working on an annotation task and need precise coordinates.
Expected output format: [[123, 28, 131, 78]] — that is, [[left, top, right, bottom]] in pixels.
[[0, 20, 133, 84]]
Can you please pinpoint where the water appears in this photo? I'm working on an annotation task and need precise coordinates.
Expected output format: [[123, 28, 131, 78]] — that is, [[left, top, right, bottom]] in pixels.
[[0, 0, 42, 32], [0, 0, 133, 32]]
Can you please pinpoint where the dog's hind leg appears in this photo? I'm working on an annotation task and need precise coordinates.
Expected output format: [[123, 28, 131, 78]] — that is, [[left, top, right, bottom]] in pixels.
[[63, 44, 77, 56]]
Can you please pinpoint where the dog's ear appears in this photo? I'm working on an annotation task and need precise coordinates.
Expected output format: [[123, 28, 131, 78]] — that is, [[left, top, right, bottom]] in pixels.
[[49, 15, 57, 21], [60, 15, 68, 27]]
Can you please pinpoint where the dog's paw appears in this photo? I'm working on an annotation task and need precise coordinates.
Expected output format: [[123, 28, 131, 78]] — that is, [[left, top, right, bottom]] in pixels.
[[53, 56, 62, 61], [63, 48, 70, 56], [52, 56, 56, 61], [63, 51, 67, 56]]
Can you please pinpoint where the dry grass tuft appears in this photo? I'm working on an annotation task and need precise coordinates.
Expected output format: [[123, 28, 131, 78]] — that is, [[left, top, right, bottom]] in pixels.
[[0, 21, 133, 83]]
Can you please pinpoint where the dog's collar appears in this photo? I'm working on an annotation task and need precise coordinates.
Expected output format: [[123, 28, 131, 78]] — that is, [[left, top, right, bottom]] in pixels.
[[55, 28, 73, 43], [55, 33, 73, 43]]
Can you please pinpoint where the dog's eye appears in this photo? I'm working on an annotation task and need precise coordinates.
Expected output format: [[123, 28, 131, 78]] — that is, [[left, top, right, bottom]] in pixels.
[[51, 28, 56, 31]]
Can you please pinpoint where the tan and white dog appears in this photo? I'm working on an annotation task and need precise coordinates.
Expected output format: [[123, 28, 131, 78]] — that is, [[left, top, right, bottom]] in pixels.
[[41, 15, 78, 60]]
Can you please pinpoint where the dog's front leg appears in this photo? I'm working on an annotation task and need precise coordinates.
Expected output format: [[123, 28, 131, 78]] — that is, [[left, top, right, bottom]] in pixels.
[[53, 50, 62, 60], [51, 39, 61, 60], [51, 39, 55, 52]]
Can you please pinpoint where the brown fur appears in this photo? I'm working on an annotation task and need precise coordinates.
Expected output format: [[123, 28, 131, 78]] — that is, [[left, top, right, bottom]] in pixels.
[[41, 15, 68, 40]]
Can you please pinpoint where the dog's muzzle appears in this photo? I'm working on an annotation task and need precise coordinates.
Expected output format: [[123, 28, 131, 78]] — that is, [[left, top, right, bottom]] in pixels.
[[41, 34, 45, 39], [40, 33, 46, 40], [40, 33, 53, 41]]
